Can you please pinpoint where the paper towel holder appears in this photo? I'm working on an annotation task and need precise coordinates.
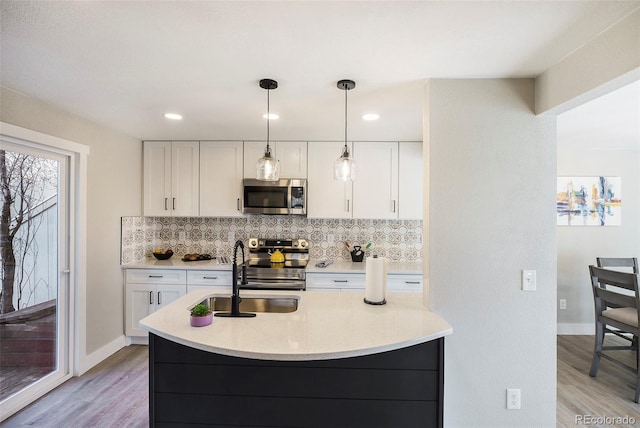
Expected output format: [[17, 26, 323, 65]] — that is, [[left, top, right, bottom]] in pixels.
[[364, 255, 387, 305]]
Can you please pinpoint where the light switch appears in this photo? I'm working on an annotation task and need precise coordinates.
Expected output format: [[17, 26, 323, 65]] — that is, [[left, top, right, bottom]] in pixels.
[[522, 270, 536, 291]]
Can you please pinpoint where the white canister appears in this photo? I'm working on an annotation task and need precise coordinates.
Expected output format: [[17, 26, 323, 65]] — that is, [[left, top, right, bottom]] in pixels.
[[364, 255, 388, 305]]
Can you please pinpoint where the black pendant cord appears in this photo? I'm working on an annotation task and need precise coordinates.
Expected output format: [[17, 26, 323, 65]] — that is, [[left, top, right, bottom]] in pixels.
[[266, 88, 270, 153], [344, 87, 348, 152]]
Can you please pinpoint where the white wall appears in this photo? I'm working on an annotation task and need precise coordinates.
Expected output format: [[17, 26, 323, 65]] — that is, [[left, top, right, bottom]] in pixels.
[[426, 79, 557, 427], [0, 86, 141, 366], [556, 149, 640, 332]]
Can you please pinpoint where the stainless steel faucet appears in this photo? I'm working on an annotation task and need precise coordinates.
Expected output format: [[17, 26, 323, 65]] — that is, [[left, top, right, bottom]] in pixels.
[[214, 240, 256, 318]]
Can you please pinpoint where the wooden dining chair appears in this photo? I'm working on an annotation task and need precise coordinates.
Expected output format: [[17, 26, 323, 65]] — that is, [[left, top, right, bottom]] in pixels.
[[588, 265, 640, 402], [596, 257, 639, 273]]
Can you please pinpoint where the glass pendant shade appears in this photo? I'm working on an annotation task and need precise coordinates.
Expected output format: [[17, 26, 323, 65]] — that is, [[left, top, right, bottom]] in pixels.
[[256, 145, 280, 181], [334, 146, 357, 181]]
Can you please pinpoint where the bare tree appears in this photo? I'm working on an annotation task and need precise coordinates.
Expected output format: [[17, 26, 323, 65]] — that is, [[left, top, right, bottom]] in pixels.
[[0, 149, 57, 314]]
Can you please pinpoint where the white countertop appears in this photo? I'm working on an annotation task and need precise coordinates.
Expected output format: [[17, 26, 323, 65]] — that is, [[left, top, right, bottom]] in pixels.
[[140, 289, 451, 361], [306, 260, 423, 274], [122, 258, 231, 270], [123, 258, 423, 275]]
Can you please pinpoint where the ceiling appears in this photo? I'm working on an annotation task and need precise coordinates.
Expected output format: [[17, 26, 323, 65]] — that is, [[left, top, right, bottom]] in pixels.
[[1, 1, 639, 142]]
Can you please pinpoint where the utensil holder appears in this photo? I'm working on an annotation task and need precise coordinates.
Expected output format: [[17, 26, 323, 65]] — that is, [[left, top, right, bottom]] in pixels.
[[350, 246, 364, 262]]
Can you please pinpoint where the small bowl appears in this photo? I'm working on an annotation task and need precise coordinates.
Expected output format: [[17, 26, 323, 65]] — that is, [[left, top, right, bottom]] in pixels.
[[153, 252, 173, 260]]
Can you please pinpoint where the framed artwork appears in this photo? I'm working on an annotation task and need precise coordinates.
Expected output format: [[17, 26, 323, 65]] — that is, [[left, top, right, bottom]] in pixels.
[[556, 176, 622, 226]]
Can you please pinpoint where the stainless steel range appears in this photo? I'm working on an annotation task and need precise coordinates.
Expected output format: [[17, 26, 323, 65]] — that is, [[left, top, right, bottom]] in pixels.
[[242, 237, 309, 290]]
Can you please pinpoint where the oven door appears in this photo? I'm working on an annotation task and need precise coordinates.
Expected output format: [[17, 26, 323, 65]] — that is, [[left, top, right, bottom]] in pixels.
[[243, 265, 306, 290], [242, 179, 290, 215]]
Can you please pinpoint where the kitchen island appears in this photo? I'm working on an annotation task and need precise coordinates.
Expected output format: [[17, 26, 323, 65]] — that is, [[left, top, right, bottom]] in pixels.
[[141, 289, 451, 427]]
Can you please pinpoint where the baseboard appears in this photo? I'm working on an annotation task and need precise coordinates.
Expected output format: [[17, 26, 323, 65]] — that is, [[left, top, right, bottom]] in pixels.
[[77, 335, 126, 375], [557, 323, 594, 335]]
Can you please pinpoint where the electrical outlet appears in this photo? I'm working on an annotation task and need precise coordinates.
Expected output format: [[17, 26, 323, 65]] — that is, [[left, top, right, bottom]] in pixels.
[[522, 270, 536, 291], [178, 231, 186, 241], [228, 231, 235, 241], [559, 299, 567, 310], [327, 234, 335, 244], [506, 388, 521, 410]]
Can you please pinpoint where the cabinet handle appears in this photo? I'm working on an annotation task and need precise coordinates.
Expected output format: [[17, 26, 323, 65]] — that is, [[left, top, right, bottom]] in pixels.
[[393, 200, 396, 213], [405, 281, 421, 284], [148, 275, 163, 278], [237, 198, 240, 211], [172, 198, 176, 210], [346, 199, 350, 212], [333, 280, 348, 283], [164, 198, 168, 210], [149, 291, 153, 305], [203, 276, 218, 280], [157, 291, 161, 305]]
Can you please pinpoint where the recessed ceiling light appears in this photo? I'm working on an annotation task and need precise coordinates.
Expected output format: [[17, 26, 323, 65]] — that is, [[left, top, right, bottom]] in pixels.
[[164, 113, 183, 120], [263, 113, 279, 120], [362, 113, 380, 121]]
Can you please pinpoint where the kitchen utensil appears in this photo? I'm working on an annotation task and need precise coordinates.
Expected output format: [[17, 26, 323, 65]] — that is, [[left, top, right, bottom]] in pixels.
[[268, 249, 285, 263]]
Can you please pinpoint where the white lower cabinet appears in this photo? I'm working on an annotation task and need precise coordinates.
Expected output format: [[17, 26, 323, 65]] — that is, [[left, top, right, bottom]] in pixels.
[[125, 269, 187, 337], [306, 272, 422, 292]]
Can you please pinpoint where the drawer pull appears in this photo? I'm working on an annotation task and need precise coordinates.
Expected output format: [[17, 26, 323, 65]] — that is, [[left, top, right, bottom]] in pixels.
[[203, 276, 218, 280], [148, 275, 163, 278], [333, 280, 348, 283], [405, 281, 421, 284]]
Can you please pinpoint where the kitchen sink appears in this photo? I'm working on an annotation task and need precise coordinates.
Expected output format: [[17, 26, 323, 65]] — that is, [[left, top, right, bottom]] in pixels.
[[202, 296, 299, 313]]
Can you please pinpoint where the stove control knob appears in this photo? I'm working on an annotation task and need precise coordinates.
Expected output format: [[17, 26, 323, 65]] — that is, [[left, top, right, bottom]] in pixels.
[[249, 238, 258, 248], [299, 240, 307, 248]]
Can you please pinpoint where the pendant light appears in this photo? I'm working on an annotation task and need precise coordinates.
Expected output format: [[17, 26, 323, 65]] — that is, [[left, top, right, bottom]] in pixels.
[[334, 79, 357, 181], [256, 78, 280, 181]]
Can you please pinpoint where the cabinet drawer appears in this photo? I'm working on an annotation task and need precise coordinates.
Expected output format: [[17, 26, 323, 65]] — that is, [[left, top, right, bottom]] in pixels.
[[126, 269, 186, 284], [387, 275, 423, 292], [307, 273, 365, 291], [187, 270, 232, 286]]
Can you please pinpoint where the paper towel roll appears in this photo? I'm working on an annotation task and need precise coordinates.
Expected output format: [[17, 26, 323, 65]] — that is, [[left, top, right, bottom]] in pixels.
[[364, 255, 387, 305]]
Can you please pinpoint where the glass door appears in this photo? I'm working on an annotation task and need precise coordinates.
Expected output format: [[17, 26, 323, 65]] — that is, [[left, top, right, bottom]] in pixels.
[[0, 142, 70, 419]]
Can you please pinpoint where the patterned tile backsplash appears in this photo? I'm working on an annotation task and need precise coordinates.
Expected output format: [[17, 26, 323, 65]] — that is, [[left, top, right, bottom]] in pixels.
[[121, 216, 423, 264]]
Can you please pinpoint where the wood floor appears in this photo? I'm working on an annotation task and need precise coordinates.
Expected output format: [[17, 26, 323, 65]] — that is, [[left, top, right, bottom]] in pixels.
[[3, 345, 149, 427], [557, 335, 640, 428], [3, 336, 640, 427]]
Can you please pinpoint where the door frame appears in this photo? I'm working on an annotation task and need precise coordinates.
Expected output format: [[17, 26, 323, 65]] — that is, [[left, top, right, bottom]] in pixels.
[[0, 122, 88, 421]]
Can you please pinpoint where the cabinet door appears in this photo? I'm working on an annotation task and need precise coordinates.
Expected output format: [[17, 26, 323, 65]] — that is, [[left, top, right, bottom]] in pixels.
[[352, 142, 399, 219], [156, 284, 186, 310], [200, 141, 243, 216], [307, 142, 353, 218], [171, 141, 200, 216], [143, 141, 172, 216], [398, 142, 423, 219], [125, 283, 155, 337], [276, 141, 307, 178], [243, 142, 268, 179]]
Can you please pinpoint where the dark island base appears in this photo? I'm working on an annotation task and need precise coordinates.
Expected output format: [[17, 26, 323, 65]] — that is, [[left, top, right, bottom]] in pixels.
[[149, 334, 444, 428]]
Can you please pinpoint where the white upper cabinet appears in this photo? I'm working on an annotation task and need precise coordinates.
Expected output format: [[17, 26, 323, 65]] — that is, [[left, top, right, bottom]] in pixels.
[[398, 142, 423, 219], [143, 141, 199, 216], [199, 141, 243, 217], [276, 141, 307, 178], [243, 141, 307, 179], [352, 142, 399, 219], [307, 142, 353, 218]]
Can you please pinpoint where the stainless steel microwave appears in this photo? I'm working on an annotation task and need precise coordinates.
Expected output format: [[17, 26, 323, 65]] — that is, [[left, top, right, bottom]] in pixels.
[[242, 179, 307, 215]]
